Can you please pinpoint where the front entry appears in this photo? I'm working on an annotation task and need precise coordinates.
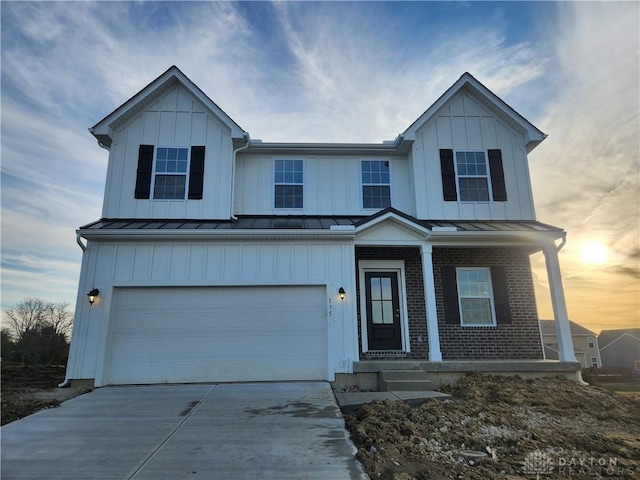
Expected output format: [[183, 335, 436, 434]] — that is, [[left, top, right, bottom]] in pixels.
[[364, 272, 402, 350]]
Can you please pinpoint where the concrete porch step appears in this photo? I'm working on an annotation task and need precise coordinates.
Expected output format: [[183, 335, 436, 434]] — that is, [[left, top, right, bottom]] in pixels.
[[379, 370, 433, 392]]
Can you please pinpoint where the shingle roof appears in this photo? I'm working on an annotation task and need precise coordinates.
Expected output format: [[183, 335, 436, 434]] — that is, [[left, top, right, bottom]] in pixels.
[[539, 319, 597, 336]]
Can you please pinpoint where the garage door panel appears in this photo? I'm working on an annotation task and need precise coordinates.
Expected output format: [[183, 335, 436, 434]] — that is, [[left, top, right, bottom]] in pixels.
[[105, 286, 327, 384]]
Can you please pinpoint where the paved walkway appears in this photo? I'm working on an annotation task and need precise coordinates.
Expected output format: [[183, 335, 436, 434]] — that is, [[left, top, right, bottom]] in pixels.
[[1, 382, 369, 480]]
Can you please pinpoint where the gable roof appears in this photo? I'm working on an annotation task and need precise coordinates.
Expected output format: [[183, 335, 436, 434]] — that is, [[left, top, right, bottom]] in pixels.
[[598, 329, 640, 350], [539, 319, 597, 336], [401, 72, 547, 153], [90, 66, 247, 148]]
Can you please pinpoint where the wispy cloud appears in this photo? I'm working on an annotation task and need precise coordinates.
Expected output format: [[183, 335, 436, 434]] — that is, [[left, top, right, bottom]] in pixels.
[[1, 2, 637, 333], [529, 1, 640, 331]]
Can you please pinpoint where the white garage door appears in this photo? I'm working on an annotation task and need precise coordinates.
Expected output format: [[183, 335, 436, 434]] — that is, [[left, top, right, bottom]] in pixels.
[[104, 286, 327, 385]]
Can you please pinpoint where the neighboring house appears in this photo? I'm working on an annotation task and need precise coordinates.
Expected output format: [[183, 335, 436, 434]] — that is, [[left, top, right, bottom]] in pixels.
[[598, 329, 640, 378], [63, 66, 579, 387], [539, 319, 601, 368]]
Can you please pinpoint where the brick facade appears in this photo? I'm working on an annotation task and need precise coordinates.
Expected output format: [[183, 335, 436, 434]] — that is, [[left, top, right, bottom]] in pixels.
[[355, 247, 429, 359], [433, 247, 544, 360], [355, 245, 544, 361]]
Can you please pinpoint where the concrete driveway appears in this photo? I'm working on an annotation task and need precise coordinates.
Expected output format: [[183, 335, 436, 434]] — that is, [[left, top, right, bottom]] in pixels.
[[1, 382, 369, 479]]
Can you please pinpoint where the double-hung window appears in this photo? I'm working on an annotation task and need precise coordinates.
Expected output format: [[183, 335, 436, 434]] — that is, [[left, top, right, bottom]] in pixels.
[[274, 159, 303, 209], [134, 145, 205, 200], [439, 149, 507, 202], [361, 160, 391, 209], [455, 151, 490, 202], [456, 267, 496, 326], [153, 147, 190, 199]]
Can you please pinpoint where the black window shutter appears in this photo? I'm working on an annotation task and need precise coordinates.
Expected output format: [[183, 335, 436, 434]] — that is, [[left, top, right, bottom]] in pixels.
[[439, 149, 457, 201], [491, 266, 512, 324], [134, 145, 154, 199], [441, 266, 460, 324], [488, 149, 507, 201], [188, 146, 206, 200]]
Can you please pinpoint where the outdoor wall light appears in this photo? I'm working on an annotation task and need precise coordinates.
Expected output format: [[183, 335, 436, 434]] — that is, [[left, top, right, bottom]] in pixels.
[[338, 287, 346, 301], [87, 288, 100, 305]]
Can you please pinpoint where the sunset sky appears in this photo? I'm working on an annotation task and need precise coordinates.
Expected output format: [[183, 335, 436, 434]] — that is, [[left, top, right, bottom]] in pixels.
[[1, 1, 638, 334]]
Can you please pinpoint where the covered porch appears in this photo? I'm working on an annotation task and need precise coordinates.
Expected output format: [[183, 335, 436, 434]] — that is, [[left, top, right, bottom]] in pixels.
[[351, 208, 580, 383]]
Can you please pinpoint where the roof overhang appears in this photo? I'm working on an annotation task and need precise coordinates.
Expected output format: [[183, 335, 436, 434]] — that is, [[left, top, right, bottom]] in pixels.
[[242, 137, 413, 157], [89, 66, 247, 149], [77, 211, 564, 251], [78, 226, 355, 243]]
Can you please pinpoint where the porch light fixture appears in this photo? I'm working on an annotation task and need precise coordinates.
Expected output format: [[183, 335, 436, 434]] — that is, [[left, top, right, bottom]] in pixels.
[[338, 287, 346, 301], [87, 288, 100, 305]]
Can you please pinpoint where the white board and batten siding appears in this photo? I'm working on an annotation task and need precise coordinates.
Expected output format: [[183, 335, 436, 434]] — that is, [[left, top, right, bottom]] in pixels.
[[411, 90, 537, 221], [234, 155, 415, 216], [67, 240, 358, 386], [102, 84, 234, 220]]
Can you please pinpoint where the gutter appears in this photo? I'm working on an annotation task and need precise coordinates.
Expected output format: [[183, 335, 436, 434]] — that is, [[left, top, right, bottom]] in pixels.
[[77, 228, 356, 242], [230, 133, 251, 220]]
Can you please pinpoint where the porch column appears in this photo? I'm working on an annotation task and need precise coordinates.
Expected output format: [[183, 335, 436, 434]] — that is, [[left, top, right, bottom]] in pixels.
[[543, 244, 577, 362], [421, 244, 442, 361]]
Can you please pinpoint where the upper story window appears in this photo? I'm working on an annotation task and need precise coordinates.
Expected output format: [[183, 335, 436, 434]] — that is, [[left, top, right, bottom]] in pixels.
[[134, 145, 206, 201], [274, 159, 303, 209], [153, 147, 189, 199], [361, 160, 391, 209], [455, 151, 490, 202], [439, 149, 507, 202], [456, 267, 496, 326], [588, 338, 595, 348]]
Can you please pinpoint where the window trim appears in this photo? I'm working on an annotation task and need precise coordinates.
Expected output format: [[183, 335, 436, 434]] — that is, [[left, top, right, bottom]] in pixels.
[[273, 158, 304, 210], [360, 159, 392, 210], [455, 267, 497, 327], [454, 150, 493, 203], [151, 145, 191, 201], [588, 338, 595, 349]]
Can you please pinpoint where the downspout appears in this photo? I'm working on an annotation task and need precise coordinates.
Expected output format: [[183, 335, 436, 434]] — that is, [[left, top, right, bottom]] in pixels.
[[76, 233, 86, 252], [230, 133, 251, 221]]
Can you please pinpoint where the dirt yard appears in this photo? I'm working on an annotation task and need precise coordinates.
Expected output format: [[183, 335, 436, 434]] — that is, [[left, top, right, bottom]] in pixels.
[[345, 373, 640, 480], [1, 363, 91, 426]]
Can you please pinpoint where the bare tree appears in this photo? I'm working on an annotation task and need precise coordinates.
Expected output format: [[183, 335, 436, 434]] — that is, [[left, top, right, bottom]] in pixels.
[[5, 297, 48, 342], [4, 298, 74, 364], [46, 302, 73, 340]]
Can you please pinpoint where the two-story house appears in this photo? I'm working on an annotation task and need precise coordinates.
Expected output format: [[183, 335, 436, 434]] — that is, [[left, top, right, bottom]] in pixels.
[[539, 319, 601, 368], [62, 66, 580, 387]]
